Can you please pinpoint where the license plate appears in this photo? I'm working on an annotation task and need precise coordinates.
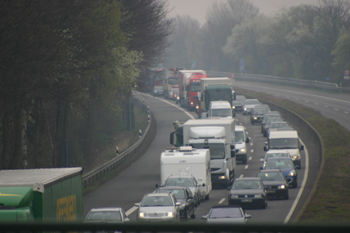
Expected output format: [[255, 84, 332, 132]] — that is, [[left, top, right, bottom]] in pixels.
[[241, 199, 252, 202]]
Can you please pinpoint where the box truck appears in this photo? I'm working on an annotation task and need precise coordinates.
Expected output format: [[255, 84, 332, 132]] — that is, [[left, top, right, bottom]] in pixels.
[[171, 119, 236, 188], [160, 146, 212, 200], [0, 167, 84, 223]]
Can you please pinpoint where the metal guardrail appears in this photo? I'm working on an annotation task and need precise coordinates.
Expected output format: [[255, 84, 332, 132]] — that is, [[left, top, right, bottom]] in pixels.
[[207, 71, 350, 93], [82, 97, 151, 189]]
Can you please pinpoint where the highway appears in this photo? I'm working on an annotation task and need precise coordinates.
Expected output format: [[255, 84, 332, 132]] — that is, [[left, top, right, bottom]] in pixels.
[[83, 90, 319, 223]]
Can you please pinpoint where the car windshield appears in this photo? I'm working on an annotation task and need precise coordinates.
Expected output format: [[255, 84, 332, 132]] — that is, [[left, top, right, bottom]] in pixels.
[[245, 99, 259, 105], [235, 131, 245, 143], [141, 196, 173, 207], [253, 109, 266, 115], [232, 100, 243, 105], [190, 82, 201, 92], [157, 189, 185, 199], [86, 211, 122, 221], [165, 178, 195, 187], [232, 180, 262, 189], [189, 143, 225, 159], [211, 109, 232, 117], [209, 208, 243, 218], [270, 122, 289, 129], [266, 159, 295, 169], [269, 138, 298, 149], [258, 172, 285, 181]]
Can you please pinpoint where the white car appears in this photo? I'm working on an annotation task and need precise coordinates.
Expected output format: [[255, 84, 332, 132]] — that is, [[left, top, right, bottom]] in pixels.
[[235, 125, 250, 164], [85, 207, 130, 223]]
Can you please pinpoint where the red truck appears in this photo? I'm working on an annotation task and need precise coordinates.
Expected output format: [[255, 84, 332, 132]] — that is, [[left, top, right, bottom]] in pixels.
[[186, 72, 207, 110], [177, 70, 207, 109]]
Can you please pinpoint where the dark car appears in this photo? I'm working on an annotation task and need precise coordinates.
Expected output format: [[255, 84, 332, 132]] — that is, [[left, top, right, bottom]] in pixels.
[[228, 177, 267, 209], [263, 118, 284, 137], [155, 186, 196, 219], [261, 111, 282, 134], [250, 108, 268, 125], [261, 157, 298, 188], [201, 205, 251, 224], [232, 100, 244, 112], [242, 99, 260, 115], [265, 121, 291, 137], [256, 169, 291, 200]]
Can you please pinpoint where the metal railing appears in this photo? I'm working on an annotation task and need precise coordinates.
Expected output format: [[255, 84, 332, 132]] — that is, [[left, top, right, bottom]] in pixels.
[[82, 97, 151, 189], [207, 71, 350, 93]]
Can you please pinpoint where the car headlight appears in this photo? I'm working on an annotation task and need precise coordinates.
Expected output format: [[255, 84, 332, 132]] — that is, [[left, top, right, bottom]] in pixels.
[[254, 117, 257, 120], [196, 105, 199, 109], [218, 175, 227, 180], [177, 96, 180, 99], [293, 155, 298, 160], [289, 170, 296, 176], [240, 148, 246, 153], [244, 108, 247, 111], [254, 194, 262, 198], [190, 101, 193, 105], [139, 212, 145, 218], [232, 106, 236, 109], [231, 194, 239, 198], [278, 185, 286, 189], [166, 212, 174, 217]]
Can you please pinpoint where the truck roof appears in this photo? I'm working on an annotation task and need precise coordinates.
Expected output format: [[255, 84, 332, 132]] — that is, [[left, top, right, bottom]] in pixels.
[[0, 167, 82, 192], [184, 118, 234, 126], [210, 101, 231, 109], [269, 130, 298, 139], [161, 148, 210, 164]]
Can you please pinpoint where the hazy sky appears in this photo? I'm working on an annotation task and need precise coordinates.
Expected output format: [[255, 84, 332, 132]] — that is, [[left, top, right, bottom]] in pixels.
[[166, 0, 320, 25]]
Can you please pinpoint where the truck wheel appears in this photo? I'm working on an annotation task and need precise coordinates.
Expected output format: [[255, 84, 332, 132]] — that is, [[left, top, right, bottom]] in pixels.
[[205, 194, 209, 200]]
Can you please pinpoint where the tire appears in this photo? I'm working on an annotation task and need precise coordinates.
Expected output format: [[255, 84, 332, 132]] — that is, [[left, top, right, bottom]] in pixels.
[[284, 193, 289, 200], [205, 194, 209, 200], [190, 208, 196, 219], [292, 183, 297, 188], [261, 199, 267, 209]]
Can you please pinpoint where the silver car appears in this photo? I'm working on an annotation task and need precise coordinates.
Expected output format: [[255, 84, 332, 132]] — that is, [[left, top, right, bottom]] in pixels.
[[135, 192, 180, 222], [201, 205, 251, 223], [242, 99, 260, 115]]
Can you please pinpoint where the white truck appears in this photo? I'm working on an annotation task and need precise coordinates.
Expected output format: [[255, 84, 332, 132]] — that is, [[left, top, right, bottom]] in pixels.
[[160, 146, 212, 200], [182, 118, 236, 188]]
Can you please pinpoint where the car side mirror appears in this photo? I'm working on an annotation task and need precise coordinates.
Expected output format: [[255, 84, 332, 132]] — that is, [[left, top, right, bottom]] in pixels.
[[263, 146, 268, 151], [175, 202, 181, 206], [201, 215, 208, 220], [125, 217, 130, 222], [286, 178, 293, 184], [260, 158, 264, 162], [246, 137, 250, 143], [245, 213, 251, 219], [295, 165, 300, 169], [260, 166, 263, 170], [155, 184, 159, 188], [300, 145, 304, 150], [134, 202, 140, 207]]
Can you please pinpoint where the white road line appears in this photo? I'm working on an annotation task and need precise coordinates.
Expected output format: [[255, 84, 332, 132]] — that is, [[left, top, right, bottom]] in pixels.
[[250, 149, 254, 153], [325, 105, 329, 108], [284, 138, 309, 223], [314, 103, 318, 105], [239, 174, 244, 178], [248, 157, 252, 161], [250, 143, 253, 146], [345, 112, 349, 114], [305, 100, 309, 103], [244, 165, 249, 169], [246, 131, 249, 135], [335, 108, 339, 111], [126, 206, 138, 216], [218, 198, 225, 204]]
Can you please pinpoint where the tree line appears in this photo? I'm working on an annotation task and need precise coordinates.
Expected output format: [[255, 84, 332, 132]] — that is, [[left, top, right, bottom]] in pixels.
[[0, 0, 172, 169], [164, 0, 350, 84]]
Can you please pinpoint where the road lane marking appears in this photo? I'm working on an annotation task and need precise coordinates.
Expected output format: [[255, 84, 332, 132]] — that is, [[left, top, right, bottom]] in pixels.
[[250, 149, 254, 153], [325, 105, 329, 108], [284, 138, 309, 223], [249, 157, 252, 161], [239, 174, 244, 178], [314, 103, 318, 105], [335, 108, 339, 111], [218, 198, 225, 204], [244, 165, 249, 169], [345, 111, 349, 114]]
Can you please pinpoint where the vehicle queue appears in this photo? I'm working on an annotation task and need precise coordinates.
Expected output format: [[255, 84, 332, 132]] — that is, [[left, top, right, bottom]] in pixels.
[[84, 73, 304, 224]]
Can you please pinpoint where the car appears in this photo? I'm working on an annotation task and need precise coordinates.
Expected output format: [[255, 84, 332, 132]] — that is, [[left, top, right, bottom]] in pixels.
[[155, 186, 196, 219], [242, 99, 260, 115], [260, 149, 293, 169], [232, 100, 245, 112], [265, 121, 292, 137], [256, 169, 291, 200], [201, 205, 251, 223], [160, 175, 202, 207], [228, 177, 267, 209], [261, 111, 282, 133], [261, 157, 298, 188], [250, 108, 269, 125], [85, 207, 130, 223], [235, 125, 250, 164], [135, 192, 180, 222], [208, 101, 233, 118], [263, 118, 284, 137], [151, 86, 164, 96]]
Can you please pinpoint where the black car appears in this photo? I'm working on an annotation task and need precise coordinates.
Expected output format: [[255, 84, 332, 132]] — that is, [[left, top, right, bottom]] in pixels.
[[250, 108, 268, 125], [256, 169, 291, 200], [232, 100, 244, 112], [228, 177, 267, 209], [155, 186, 196, 219]]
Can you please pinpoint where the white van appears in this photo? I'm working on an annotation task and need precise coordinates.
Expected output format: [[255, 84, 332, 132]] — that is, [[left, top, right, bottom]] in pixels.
[[235, 125, 250, 164], [208, 101, 233, 118], [160, 146, 212, 200], [264, 130, 304, 168]]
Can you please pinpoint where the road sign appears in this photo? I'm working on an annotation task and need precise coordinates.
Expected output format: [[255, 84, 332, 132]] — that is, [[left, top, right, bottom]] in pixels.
[[229, 73, 235, 79], [344, 69, 350, 76], [240, 59, 244, 72]]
